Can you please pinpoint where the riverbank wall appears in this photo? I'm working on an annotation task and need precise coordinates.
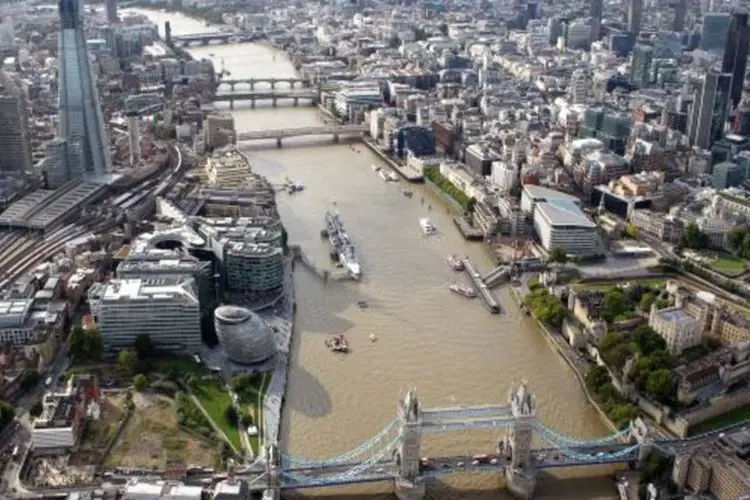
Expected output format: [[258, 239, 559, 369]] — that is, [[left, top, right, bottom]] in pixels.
[[361, 138, 424, 182], [508, 286, 619, 434]]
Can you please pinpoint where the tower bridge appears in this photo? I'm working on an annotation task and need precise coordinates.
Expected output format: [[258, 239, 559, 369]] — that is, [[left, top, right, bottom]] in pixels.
[[238, 382, 726, 500]]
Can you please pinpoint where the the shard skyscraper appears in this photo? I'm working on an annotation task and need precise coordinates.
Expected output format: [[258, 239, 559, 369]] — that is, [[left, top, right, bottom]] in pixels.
[[57, 0, 110, 179]]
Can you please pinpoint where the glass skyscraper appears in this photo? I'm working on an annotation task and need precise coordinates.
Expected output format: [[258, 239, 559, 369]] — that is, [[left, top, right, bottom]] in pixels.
[[722, 11, 750, 108], [57, 0, 111, 179]]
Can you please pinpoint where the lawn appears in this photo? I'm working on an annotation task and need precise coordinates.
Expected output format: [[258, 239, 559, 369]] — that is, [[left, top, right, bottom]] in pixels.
[[708, 253, 746, 277], [105, 393, 217, 469], [192, 378, 243, 451], [688, 404, 750, 436], [241, 372, 271, 454], [572, 278, 666, 292], [150, 355, 208, 376]]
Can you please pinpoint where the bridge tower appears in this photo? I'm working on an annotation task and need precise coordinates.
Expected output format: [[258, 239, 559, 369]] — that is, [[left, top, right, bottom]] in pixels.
[[395, 389, 425, 500], [263, 444, 281, 500], [630, 417, 653, 468], [504, 382, 537, 500]]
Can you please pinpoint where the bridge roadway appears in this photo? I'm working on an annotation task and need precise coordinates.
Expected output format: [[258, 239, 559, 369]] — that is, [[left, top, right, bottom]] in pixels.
[[236, 124, 369, 141]]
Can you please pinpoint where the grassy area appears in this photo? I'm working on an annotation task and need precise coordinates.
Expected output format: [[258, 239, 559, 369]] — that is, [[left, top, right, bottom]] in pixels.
[[192, 378, 243, 451], [244, 373, 271, 454], [709, 253, 746, 277], [105, 393, 217, 469], [689, 405, 750, 436], [572, 278, 666, 292], [151, 356, 208, 376]]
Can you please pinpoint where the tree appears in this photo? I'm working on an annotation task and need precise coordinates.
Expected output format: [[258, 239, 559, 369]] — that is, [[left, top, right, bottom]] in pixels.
[[118, 349, 138, 374], [632, 325, 667, 356], [623, 224, 639, 239], [638, 292, 656, 312], [646, 369, 674, 401], [21, 371, 41, 391], [224, 405, 238, 427], [547, 247, 568, 263], [585, 365, 610, 393], [509, 181, 522, 199], [604, 343, 635, 372], [133, 374, 148, 392], [599, 332, 623, 352], [134, 334, 153, 357], [241, 413, 254, 427], [681, 222, 710, 250], [67, 326, 103, 361], [727, 227, 747, 254], [29, 400, 43, 418], [0, 401, 14, 429], [602, 288, 627, 323]]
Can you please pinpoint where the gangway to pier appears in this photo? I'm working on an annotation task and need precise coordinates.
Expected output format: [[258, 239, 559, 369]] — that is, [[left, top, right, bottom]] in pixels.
[[483, 265, 511, 288], [461, 258, 500, 314], [290, 245, 350, 282]]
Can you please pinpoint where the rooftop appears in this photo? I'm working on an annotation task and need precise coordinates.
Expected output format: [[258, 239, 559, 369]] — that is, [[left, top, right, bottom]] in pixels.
[[101, 278, 198, 304], [536, 199, 596, 228]]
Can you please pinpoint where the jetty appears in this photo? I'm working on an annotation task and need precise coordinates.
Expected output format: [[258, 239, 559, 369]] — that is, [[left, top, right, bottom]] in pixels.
[[461, 258, 501, 314], [289, 245, 349, 282], [453, 216, 484, 241]]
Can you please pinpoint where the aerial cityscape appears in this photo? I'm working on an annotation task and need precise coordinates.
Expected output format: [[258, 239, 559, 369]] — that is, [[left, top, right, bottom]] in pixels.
[[1, 0, 750, 499]]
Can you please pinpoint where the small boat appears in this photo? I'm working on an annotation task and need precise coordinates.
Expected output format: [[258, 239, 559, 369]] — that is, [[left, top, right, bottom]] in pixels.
[[369, 333, 377, 342], [372, 164, 381, 172], [379, 170, 389, 181], [449, 282, 476, 298], [385, 171, 399, 182], [403, 190, 413, 198], [358, 301, 368, 309], [325, 335, 349, 353], [420, 218, 437, 236], [447, 255, 464, 271]]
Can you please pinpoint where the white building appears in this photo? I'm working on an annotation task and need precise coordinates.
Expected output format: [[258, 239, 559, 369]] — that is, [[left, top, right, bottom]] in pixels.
[[568, 69, 589, 105], [205, 148, 248, 187], [649, 305, 702, 355], [97, 277, 201, 353], [490, 160, 517, 194], [533, 200, 598, 256]]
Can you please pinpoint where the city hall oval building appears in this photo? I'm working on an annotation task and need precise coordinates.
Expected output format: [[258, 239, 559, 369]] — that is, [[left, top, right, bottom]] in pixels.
[[214, 305, 276, 364]]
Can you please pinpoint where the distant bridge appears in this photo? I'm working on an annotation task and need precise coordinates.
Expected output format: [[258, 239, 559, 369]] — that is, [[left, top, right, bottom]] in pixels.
[[236, 124, 369, 148], [216, 77, 307, 90], [235, 383, 729, 499], [211, 90, 319, 110], [170, 32, 233, 46]]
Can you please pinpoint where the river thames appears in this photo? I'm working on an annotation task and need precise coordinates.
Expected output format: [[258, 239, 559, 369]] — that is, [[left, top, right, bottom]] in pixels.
[[131, 10, 620, 499]]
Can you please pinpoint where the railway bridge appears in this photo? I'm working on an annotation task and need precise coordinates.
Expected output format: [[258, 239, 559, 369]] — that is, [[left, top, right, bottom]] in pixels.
[[237, 382, 721, 499]]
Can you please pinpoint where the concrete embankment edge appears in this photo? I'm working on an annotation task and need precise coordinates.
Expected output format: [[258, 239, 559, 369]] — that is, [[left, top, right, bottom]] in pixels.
[[508, 287, 619, 434]]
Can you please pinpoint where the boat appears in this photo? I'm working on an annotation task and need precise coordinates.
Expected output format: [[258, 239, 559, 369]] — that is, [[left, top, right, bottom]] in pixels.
[[339, 244, 361, 280], [447, 255, 464, 271], [372, 164, 381, 172], [325, 209, 362, 279], [358, 301, 368, 309], [369, 333, 377, 342], [449, 282, 477, 298], [325, 335, 349, 353], [385, 171, 399, 182], [403, 190, 414, 198], [379, 170, 389, 181], [420, 218, 437, 236]]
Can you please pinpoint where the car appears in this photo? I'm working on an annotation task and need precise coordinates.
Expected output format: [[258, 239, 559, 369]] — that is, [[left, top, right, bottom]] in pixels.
[[472, 460, 480, 466], [456, 461, 465, 467], [441, 463, 450, 469], [375, 468, 384, 473], [490, 458, 498, 465]]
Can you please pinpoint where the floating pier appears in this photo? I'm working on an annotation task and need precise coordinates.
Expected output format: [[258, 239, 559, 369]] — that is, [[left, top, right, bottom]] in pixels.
[[453, 216, 484, 241], [483, 265, 511, 288], [461, 258, 501, 314]]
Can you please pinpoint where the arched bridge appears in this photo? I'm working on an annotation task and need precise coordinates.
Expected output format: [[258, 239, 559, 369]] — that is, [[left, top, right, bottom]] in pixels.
[[236, 124, 369, 148], [241, 382, 728, 500]]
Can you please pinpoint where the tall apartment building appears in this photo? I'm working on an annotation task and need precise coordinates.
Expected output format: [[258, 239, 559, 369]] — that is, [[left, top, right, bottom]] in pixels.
[[0, 72, 31, 175], [96, 277, 202, 353]]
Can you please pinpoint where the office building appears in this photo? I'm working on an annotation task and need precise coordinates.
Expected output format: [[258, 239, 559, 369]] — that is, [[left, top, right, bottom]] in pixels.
[[214, 305, 276, 365], [533, 199, 598, 256], [106, 0, 118, 24], [491, 160, 518, 194], [128, 114, 140, 166], [205, 148, 250, 187], [195, 217, 285, 299], [628, 0, 643, 33], [568, 69, 589, 104], [58, 0, 112, 179], [32, 375, 99, 450], [712, 161, 743, 188], [0, 72, 31, 175], [631, 45, 654, 88], [688, 71, 732, 149], [40, 138, 69, 188], [96, 277, 202, 353], [722, 12, 750, 108], [673, 0, 686, 31], [701, 13, 731, 52], [0, 18, 15, 56], [590, 0, 603, 40], [649, 304, 702, 355]]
